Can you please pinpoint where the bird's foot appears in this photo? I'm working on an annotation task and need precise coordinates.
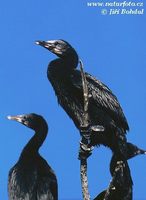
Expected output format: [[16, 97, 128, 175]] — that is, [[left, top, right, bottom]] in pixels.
[[80, 125, 104, 142], [78, 125, 104, 160], [90, 125, 105, 132], [80, 125, 104, 134], [78, 141, 94, 160], [80, 141, 94, 152]]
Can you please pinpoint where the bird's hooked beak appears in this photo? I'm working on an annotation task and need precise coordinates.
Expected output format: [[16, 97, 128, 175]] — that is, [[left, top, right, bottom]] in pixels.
[[35, 40, 54, 50], [35, 40, 63, 55], [7, 115, 26, 124]]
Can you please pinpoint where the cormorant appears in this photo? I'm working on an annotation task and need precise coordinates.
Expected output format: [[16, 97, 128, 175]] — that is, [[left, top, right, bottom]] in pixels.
[[94, 159, 132, 200], [94, 142, 146, 200], [7, 113, 58, 200], [36, 39, 129, 158]]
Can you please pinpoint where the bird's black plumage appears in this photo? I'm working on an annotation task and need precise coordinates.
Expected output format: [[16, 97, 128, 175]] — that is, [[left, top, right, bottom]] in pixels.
[[106, 153, 133, 200], [94, 142, 146, 200], [95, 157, 133, 200], [36, 39, 129, 156], [8, 113, 58, 200]]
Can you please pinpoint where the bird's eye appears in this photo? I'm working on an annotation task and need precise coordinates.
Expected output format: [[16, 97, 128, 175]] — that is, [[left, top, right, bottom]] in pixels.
[[23, 116, 27, 120], [55, 42, 62, 48], [55, 42, 59, 45]]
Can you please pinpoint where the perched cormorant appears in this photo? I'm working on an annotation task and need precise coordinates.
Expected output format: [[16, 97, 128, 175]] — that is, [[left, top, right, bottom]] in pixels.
[[7, 113, 58, 200], [104, 156, 133, 200], [94, 159, 132, 200], [94, 142, 146, 200], [94, 158, 132, 200], [36, 39, 129, 158]]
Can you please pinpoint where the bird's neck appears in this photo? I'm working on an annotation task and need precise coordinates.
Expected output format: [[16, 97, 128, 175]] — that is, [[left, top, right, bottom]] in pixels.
[[50, 51, 79, 71], [48, 58, 78, 77], [20, 126, 48, 160], [63, 51, 79, 68]]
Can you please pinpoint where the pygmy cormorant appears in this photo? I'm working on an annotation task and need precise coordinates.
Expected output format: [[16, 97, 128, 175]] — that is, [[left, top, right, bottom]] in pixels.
[[7, 113, 58, 200], [94, 142, 146, 200], [36, 39, 129, 158]]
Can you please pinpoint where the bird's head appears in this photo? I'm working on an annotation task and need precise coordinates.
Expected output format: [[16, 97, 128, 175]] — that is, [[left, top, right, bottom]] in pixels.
[[127, 142, 146, 159], [7, 113, 48, 132], [35, 39, 79, 67]]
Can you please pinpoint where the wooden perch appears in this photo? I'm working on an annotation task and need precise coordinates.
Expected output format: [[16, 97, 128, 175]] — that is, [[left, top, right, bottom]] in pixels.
[[80, 59, 89, 125], [79, 59, 90, 200]]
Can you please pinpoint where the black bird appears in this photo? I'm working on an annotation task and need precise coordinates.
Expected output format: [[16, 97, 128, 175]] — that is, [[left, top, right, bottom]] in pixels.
[[94, 160, 132, 200], [7, 113, 58, 200], [94, 142, 146, 200], [94, 159, 132, 200], [35, 39, 129, 157]]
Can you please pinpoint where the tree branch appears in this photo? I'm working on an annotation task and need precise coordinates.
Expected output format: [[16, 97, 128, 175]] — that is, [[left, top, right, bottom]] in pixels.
[[80, 59, 89, 125], [80, 159, 90, 200], [79, 59, 90, 200]]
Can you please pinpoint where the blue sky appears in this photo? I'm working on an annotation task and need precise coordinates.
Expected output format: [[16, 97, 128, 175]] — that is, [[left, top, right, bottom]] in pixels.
[[0, 0, 146, 199]]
